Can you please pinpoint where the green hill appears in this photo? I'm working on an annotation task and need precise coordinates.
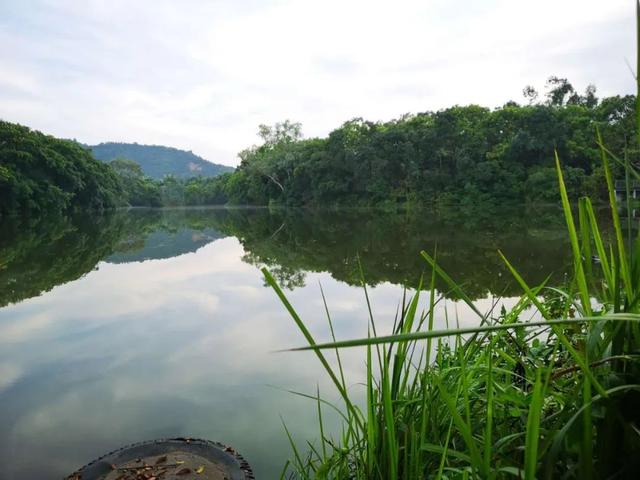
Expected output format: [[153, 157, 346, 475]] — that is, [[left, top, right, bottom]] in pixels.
[[90, 142, 234, 179]]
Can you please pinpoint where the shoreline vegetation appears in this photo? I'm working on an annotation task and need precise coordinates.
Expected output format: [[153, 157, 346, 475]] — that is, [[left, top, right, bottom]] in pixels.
[[1, 76, 637, 218]]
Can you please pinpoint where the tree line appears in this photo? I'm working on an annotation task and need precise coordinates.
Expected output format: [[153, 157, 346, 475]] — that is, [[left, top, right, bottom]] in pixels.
[[104, 78, 638, 209], [1, 77, 636, 217], [0, 121, 228, 216], [221, 78, 635, 206]]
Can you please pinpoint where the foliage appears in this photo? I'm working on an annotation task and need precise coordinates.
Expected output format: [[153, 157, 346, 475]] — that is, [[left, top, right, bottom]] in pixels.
[[109, 157, 162, 207], [0, 120, 236, 213], [226, 84, 636, 207], [3, 79, 635, 215], [0, 120, 125, 217], [107, 156, 235, 208]]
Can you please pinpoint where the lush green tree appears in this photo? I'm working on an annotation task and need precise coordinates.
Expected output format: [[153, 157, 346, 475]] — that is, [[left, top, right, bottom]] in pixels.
[[183, 175, 229, 205], [160, 175, 185, 206], [221, 82, 636, 207], [0, 121, 124, 217], [109, 157, 162, 207], [233, 120, 306, 202]]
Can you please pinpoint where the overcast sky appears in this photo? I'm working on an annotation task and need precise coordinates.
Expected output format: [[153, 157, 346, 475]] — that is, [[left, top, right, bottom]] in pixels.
[[0, 0, 635, 166]]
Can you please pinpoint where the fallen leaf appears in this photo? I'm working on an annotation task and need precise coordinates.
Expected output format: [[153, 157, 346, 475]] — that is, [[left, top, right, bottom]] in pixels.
[[196, 466, 205, 474]]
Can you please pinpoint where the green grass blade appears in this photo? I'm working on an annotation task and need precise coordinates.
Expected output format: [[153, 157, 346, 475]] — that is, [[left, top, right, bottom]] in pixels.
[[524, 370, 544, 480], [319, 282, 347, 391], [598, 127, 633, 301], [421, 250, 485, 319], [316, 385, 327, 461], [435, 377, 484, 476], [637, 0, 640, 146], [263, 267, 364, 431], [579, 198, 593, 285], [546, 385, 640, 478], [282, 417, 306, 474], [555, 151, 591, 315], [382, 355, 398, 480], [581, 376, 593, 480], [484, 337, 494, 476], [366, 331, 376, 476], [288, 315, 640, 350], [583, 198, 613, 289]]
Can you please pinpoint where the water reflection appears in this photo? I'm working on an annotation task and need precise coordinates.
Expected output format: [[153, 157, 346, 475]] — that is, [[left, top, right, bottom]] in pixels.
[[217, 206, 576, 297], [0, 206, 587, 479], [1, 206, 579, 307]]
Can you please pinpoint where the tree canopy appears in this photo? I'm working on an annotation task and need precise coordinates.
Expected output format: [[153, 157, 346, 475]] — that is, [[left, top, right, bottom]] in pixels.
[[0, 121, 124, 217], [219, 80, 636, 207]]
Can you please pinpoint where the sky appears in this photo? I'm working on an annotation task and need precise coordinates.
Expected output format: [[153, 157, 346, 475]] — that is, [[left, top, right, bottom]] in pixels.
[[0, 0, 636, 167]]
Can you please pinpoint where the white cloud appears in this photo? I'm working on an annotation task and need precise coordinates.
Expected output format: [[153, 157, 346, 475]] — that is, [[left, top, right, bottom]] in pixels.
[[0, 0, 634, 166], [0, 363, 22, 393]]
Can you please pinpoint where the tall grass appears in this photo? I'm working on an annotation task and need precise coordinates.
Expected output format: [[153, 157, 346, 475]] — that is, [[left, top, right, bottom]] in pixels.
[[265, 6, 640, 478]]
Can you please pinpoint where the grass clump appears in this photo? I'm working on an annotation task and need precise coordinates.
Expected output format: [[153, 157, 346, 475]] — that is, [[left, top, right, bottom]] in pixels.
[[265, 247, 640, 479]]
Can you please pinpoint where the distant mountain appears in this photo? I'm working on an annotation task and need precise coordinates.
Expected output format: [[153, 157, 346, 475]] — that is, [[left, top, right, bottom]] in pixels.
[[90, 142, 234, 179]]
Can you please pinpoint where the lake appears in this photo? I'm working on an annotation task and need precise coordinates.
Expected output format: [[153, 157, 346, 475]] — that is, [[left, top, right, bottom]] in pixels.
[[0, 206, 579, 478]]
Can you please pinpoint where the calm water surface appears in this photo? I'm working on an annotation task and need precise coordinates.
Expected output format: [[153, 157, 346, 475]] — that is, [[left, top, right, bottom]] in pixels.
[[0, 207, 576, 479]]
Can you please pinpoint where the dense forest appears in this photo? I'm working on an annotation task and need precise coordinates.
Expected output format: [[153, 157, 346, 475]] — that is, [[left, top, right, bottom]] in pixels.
[[0, 122, 232, 215], [90, 142, 233, 179], [0, 121, 125, 217], [1, 77, 636, 216], [220, 78, 636, 206]]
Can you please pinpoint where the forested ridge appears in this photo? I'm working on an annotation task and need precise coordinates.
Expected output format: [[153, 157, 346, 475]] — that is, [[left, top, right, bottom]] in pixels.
[[90, 142, 233, 179], [1, 78, 637, 216], [0, 121, 231, 215]]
